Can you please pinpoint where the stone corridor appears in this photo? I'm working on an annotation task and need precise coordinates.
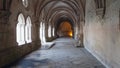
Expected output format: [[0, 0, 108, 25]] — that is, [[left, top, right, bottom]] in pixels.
[[0, 0, 120, 68], [10, 38, 105, 68]]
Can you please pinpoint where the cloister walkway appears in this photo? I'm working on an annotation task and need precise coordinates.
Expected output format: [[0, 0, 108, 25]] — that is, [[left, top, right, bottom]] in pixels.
[[10, 38, 105, 68]]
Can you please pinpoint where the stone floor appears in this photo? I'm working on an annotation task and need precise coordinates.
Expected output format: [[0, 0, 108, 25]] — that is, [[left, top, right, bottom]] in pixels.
[[10, 38, 106, 68]]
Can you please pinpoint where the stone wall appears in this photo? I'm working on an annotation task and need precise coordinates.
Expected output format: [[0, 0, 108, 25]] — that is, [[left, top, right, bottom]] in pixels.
[[0, 0, 41, 67], [84, 0, 120, 68]]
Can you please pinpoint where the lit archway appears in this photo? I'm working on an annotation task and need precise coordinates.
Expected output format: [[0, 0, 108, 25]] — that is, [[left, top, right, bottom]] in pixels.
[[39, 22, 46, 44], [25, 16, 32, 43], [52, 27, 55, 36], [48, 25, 51, 37], [16, 13, 25, 45], [57, 21, 73, 37]]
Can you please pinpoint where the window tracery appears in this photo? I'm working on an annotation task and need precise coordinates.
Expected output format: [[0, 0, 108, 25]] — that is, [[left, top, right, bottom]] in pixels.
[[16, 13, 25, 45], [39, 22, 46, 44], [22, 0, 28, 7], [25, 16, 32, 43]]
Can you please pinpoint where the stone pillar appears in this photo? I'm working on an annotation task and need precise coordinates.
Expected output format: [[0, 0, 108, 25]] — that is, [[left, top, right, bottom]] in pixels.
[[32, 18, 41, 47], [79, 20, 85, 47], [0, 10, 11, 50]]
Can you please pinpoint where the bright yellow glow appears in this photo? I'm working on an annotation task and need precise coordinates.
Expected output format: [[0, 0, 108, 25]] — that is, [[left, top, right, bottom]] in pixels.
[[69, 32, 73, 37]]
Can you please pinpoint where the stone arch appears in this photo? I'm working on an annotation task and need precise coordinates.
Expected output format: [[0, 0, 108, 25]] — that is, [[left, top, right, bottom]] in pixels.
[[49, 12, 78, 39], [39, 21, 46, 44], [25, 16, 32, 43], [56, 21, 73, 37], [35, 0, 84, 20], [45, 6, 78, 24], [54, 17, 75, 38], [16, 13, 25, 45]]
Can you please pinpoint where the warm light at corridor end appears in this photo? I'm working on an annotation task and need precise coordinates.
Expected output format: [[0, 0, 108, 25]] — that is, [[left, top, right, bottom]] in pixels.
[[69, 32, 73, 37]]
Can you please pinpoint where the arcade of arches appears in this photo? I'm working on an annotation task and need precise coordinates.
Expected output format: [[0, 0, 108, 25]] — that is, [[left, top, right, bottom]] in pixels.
[[0, 0, 120, 68]]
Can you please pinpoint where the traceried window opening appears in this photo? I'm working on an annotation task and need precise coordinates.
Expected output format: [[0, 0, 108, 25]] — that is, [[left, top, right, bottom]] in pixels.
[[39, 22, 46, 44], [42, 23, 46, 43], [22, 0, 28, 7], [40, 22, 43, 42], [48, 25, 51, 37], [25, 16, 32, 43], [16, 13, 25, 45], [52, 28, 55, 36]]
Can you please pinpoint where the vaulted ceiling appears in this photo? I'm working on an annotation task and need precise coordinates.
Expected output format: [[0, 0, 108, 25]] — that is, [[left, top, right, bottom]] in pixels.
[[0, 0, 86, 30], [33, 0, 86, 27]]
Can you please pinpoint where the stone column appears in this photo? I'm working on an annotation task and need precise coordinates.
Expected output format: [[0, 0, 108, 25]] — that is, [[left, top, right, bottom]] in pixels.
[[79, 20, 85, 47], [0, 10, 11, 50], [32, 17, 41, 47]]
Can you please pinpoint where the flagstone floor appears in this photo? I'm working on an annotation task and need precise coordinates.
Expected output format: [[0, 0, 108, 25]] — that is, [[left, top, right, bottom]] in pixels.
[[10, 38, 105, 68]]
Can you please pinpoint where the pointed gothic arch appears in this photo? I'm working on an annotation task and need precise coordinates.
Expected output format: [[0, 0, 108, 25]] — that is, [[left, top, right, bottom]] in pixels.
[[25, 16, 32, 43], [16, 13, 25, 45]]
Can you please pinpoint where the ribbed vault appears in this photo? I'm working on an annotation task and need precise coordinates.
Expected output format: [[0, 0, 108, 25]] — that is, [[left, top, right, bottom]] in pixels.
[[33, 0, 85, 39]]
